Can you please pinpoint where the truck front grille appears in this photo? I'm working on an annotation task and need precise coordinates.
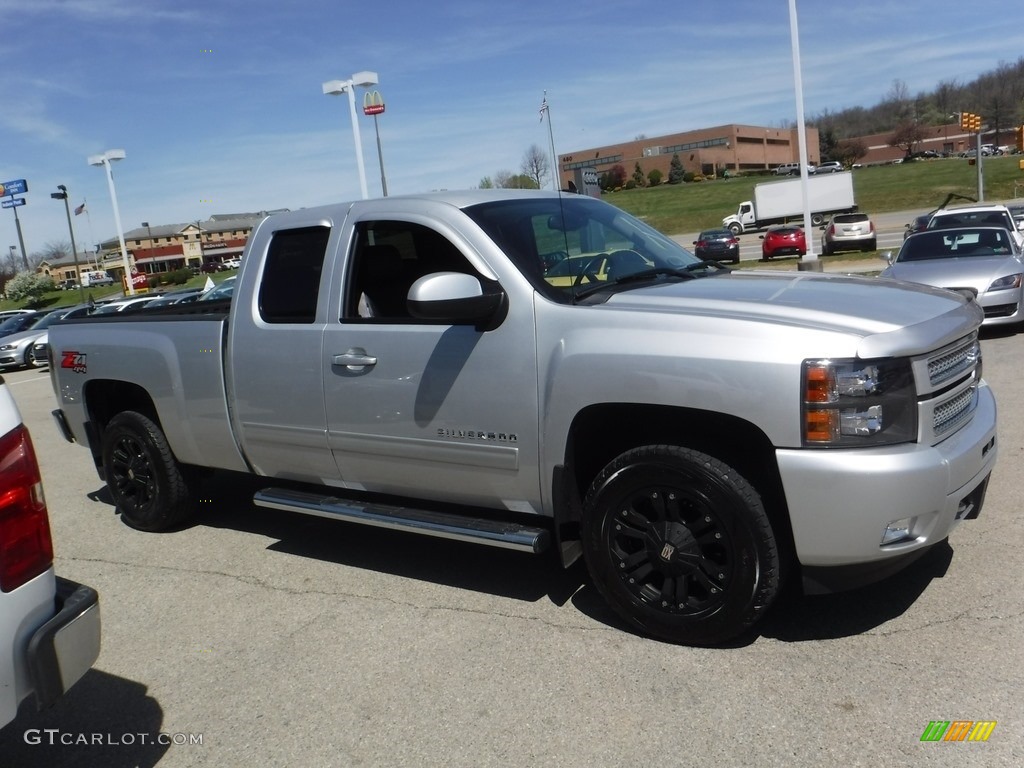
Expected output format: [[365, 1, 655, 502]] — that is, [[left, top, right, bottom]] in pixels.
[[927, 337, 979, 388], [933, 385, 976, 437]]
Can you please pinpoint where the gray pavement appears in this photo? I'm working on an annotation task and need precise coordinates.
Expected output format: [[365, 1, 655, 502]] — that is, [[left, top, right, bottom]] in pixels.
[[0, 317, 1021, 766]]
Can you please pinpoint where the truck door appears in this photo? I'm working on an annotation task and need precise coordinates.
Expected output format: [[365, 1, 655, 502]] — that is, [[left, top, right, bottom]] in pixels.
[[322, 217, 543, 513], [229, 223, 341, 483]]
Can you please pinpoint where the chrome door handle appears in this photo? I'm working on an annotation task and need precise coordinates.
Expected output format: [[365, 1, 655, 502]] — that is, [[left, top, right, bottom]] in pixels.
[[332, 352, 378, 367]]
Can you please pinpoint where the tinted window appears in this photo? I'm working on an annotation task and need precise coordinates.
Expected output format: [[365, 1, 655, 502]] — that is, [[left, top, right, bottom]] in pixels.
[[258, 226, 329, 324], [345, 221, 476, 320], [465, 196, 700, 301]]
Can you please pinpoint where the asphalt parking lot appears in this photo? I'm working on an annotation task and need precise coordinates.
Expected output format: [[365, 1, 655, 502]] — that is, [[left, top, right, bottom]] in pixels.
[[0, 324, 1021, 767]]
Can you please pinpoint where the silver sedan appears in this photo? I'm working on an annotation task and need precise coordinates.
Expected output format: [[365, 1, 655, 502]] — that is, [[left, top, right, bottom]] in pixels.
[[880, 226, 1024, 328]]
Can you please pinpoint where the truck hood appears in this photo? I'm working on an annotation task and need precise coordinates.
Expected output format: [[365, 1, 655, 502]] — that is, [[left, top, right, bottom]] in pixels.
[[601, 270, 981, 358]]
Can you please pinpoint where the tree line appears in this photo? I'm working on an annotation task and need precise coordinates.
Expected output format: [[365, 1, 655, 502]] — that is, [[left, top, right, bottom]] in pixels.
[[815, 57, 1024, 161]]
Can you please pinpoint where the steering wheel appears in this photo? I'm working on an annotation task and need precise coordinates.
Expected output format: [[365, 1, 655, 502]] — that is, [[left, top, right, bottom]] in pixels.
[[608, 248, 644, 260], [542, 251, 569, 272], [572, 254, 607, 287], [606, 249, 649, 281]]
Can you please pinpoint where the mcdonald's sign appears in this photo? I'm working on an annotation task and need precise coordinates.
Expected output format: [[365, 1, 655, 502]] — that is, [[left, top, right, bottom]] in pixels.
[[363, 90, 385, 116]]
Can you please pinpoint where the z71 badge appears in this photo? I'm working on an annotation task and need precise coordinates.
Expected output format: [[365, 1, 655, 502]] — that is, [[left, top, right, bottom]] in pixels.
[[61, 350, 87, 373]]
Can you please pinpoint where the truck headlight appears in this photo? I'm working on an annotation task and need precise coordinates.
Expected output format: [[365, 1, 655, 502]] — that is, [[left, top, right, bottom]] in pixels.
[[802, 358, 917, 446]]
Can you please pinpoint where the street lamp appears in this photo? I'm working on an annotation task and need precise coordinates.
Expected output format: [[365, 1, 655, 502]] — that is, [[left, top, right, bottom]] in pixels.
[[322, 71, 379, 199], [50, 185, 85, 302], [87, 148, 135, 295]]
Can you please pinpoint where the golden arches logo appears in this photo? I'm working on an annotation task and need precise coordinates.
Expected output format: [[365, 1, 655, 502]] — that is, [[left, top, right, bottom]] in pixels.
[[363, 90, 385, 116]]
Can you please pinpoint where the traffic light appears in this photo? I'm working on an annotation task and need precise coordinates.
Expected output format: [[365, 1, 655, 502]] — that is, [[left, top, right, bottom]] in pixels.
[[959, 112, 983, 132], [1016, 125, 1024, 152]]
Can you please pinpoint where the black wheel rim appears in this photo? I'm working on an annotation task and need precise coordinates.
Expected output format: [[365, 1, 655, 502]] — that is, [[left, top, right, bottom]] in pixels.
[[109, 434, 157, 514], [607, 482, 736, 618]]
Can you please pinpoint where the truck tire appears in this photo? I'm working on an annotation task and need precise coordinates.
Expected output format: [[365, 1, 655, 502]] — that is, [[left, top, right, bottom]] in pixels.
[[811, 213, 825, 226], [101, 411, 193, 532], [727, 222, 742, 236], [581, 445, 779, 646]]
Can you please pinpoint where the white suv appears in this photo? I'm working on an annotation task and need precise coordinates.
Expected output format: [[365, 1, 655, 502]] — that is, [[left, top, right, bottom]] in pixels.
[[927, 204, 1024, 249], [0, 380, 100, 727], [773, 162, 816, 176]]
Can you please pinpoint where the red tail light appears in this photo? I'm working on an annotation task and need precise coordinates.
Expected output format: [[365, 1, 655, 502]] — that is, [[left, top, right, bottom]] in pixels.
[[0, 424, 54, 592], [827, 225, 836, 236]]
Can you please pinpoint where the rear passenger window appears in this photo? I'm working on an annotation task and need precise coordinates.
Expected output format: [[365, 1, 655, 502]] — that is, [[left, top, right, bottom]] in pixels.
[[258, 226, 330, 324]]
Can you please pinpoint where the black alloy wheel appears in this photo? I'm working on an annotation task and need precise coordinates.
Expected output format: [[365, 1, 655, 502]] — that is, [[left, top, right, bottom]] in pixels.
[[582, 445, 780, 645], [101, 411, 193, 531]]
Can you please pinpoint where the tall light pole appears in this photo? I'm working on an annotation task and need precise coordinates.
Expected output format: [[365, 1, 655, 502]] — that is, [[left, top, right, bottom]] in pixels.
[[788, 0, 820, 271], [50, 185, 85, 303], [87, 149, 135, 294], [322, 71, 379, 199]]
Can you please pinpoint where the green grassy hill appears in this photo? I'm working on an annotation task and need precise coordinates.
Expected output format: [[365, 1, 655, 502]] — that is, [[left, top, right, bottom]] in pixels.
[[607, 155, 1024, 234]]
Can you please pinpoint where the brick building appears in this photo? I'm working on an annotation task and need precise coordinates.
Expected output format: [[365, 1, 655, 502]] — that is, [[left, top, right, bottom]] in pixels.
[[559, 124, 820, 185]]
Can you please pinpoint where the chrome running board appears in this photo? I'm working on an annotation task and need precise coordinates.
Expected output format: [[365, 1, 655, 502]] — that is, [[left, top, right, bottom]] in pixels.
[[253, 487, 550, 554]]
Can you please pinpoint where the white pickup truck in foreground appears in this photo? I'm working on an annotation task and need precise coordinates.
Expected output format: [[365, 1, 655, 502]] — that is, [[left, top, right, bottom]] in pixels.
[[47, 190, 997, 645], [1, 378, 100, 727]]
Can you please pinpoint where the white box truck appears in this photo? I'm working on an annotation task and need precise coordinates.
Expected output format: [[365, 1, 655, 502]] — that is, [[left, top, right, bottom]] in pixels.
[[723, 172, 857, 235]]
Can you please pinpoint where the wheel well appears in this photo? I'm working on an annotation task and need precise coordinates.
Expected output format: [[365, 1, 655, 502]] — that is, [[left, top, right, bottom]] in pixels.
[[561, 403, 795, 565], [82, 379, 162, 474]]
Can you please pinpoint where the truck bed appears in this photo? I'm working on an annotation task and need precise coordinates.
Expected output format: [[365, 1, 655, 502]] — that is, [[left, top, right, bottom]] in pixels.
[[51, 302, 248, 474]]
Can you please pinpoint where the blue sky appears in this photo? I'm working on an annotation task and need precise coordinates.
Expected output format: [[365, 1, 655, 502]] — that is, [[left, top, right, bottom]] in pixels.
[[2, 0, 1022, 259]]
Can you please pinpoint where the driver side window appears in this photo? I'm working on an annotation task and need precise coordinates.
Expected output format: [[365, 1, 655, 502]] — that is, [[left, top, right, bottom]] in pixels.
[[345, 220, 476, 321]]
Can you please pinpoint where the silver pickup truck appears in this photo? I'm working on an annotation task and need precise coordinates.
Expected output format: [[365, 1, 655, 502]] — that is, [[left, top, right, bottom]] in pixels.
[[48, 190, 997, 645]]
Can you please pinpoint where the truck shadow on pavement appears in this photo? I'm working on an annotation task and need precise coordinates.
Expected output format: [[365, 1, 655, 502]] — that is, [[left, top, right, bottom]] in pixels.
[[187, 470, 588, 609], [0, 670, 169, 768], [90, 470, 956, 647], [756, 541, 954, 643], [568, 542, 955, 647]]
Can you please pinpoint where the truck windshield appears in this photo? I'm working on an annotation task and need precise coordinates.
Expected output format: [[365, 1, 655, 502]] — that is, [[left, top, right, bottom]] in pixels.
[[464, 195, 706, 302]]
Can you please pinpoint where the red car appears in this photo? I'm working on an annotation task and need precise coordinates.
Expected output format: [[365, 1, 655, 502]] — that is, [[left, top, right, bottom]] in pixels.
[[760, 225, 807, 260]]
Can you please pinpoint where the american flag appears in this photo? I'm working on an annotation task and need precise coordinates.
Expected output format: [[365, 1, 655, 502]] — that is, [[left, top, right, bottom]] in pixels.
[[539, 96, 549, 123], [74, 202, 86, 215]]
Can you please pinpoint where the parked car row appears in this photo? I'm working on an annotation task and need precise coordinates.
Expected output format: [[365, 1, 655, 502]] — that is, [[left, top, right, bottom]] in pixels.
[[195, 258, 241, 274], [0, 278, 236, 372]]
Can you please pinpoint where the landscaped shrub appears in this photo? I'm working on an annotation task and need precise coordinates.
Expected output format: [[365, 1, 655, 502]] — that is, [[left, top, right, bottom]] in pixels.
[[169, 268, 191, 285]]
